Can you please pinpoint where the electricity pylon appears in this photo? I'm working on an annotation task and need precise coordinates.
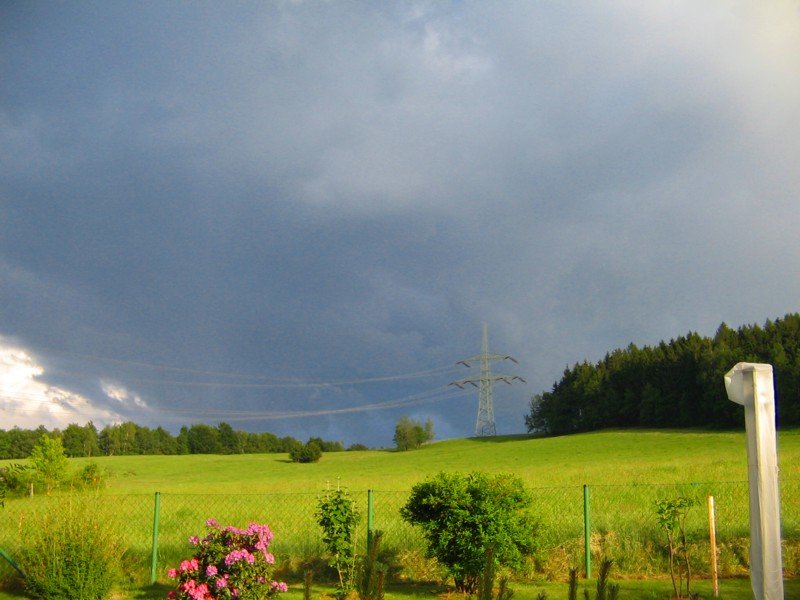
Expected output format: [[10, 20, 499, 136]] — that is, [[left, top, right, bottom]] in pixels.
[[450, 323, 526, 437]]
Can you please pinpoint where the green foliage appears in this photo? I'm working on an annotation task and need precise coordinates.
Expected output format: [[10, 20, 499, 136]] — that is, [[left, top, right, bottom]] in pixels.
[[475, 545, 513, 600], [76, 462, 105, 488], [0, 426, 45, 459], [563, 559, 616, 600], [316, 487, 360, 597], [17, 497, 121, 600], [186, 424, 223, 454], [526, 313, 800, 433], [0, 421, 347, 459], [0, 463, 28, 507], [290, 441, 322, 463], [595, 558, 613, 600], [357, 530, 386, 600], [62, 422, 101, 458], [29, 434, 69, 494], [393, 416, 433, 451], [308, 437, 345, 452], [400, 471, 539, 593], [567, 567, 578, 600], [655, 496, 697, 599]]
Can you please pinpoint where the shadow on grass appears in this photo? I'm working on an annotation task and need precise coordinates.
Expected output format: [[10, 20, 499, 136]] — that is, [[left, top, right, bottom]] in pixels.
[[128, 581, 447, 600], [128, 583, 172, 600], [466, 434, 541, 443]]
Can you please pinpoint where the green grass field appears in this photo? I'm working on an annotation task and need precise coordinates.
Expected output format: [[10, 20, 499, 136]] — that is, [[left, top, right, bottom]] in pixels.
[[32, 428, 800, 494], [2, 429, 799, 598]]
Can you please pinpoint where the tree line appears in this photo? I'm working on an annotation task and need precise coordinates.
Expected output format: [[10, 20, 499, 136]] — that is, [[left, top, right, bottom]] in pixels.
[[526, 313, 800, 435], [0, 421, 351, 460]]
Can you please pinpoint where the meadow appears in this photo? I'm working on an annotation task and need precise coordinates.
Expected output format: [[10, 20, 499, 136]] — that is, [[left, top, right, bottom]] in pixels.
[[1, 429, 799, 598]]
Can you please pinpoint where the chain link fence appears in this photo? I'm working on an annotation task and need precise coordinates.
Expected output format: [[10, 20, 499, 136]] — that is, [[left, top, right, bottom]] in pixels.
[[1, 479, 797, 588]]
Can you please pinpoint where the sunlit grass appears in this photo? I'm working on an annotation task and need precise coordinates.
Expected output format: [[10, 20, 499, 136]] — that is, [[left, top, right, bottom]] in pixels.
[[1, 429, 798, 592], [4, 429, 797, 494]]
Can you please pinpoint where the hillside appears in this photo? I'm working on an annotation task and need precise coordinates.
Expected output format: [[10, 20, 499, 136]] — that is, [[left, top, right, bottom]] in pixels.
[[13, 428, 797, 494]]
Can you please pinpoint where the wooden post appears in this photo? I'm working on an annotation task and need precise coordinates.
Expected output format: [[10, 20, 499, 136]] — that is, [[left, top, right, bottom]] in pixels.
[[707, 495, 719, 598]]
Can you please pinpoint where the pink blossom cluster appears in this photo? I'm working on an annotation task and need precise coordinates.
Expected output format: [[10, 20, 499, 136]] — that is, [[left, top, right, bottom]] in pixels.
[[175, 558, 199, 574], [166, 519, 286, 600], [178, 579, 210, 600], [223, 549, 256, 566]]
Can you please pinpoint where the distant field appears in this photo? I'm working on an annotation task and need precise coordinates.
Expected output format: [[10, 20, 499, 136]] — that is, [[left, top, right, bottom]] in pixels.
[[1, 429, 799, 588], [4, 428, 795, 493]]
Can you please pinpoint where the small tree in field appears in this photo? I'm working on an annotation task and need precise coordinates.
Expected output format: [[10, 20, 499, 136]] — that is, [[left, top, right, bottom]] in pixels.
[[655, 496, 697, 599], [316, 486, 360, 598], [401, 471, 539, 593], [393, 416, 433, 451], [29, 434, 69, 495]]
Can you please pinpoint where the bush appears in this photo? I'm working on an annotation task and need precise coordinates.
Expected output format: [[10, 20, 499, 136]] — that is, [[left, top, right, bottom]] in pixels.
[[17, 497, 121, 600], [401, 471, 539, 593], [75, 462, 105, 489], [316, 487, 359, 598], [0, 463, 29, 506], [346, 443, 369, 451], [167, 519, 287, 600], [290, 441, 322, 463]]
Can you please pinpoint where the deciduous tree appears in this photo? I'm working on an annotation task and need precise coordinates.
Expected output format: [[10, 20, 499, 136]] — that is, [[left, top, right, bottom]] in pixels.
[[401, 471, 539, 593], [29, 434, 69, 494]]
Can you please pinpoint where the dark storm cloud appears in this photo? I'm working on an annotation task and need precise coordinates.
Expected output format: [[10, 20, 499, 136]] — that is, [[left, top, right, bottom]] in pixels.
[[1, 2, 799, 444]]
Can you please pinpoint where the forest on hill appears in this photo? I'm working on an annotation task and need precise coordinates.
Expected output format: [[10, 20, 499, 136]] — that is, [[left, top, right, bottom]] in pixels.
[[526, 313, 800, 435]]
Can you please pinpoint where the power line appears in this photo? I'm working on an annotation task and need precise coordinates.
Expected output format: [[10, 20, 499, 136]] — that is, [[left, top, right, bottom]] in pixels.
[[0, 384, 470, 422], [20, 343, 458, 388], [112, 365, 458, 389], [450, 323, 525, 436]]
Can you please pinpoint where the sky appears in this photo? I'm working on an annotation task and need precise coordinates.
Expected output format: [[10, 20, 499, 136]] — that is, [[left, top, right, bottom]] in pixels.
[[2, 1, 800, 447]]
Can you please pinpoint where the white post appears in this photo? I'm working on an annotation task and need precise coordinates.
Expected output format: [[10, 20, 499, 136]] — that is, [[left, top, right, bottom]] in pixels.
[[724, 362, 783, 600]]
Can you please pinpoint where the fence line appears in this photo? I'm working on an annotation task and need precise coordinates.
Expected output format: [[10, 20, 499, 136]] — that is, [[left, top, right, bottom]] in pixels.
[[0, 479, 797, 587]]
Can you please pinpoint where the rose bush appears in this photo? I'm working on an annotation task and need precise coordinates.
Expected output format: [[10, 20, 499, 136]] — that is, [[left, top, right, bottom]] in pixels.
[[167, 519, 288, 600]]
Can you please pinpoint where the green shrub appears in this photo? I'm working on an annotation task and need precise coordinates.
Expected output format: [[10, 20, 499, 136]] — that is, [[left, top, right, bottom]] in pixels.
[[75, 462, 105, 488], [290, 441, 322, 463], [357, 530, 386, 600], [655, 496, 697, 599], [16, 497, 121, 600], [401, 471, 540, 593], [316, 486, 359, 598], [0, 463, 29, 506]]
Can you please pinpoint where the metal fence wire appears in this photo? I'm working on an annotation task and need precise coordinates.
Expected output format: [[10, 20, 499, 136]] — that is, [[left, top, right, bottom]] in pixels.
[[0, 479, 797, 587]]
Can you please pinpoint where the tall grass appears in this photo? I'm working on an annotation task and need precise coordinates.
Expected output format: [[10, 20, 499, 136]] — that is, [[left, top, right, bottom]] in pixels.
[[13, 496, 122, 600]]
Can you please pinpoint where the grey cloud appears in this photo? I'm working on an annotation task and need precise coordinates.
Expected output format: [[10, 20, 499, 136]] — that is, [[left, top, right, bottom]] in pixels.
[[1, 2, 799, 445]]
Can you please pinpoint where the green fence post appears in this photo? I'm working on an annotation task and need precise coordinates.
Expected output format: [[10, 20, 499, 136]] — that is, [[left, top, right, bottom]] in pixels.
[[367, 489, 374, 550], [150, 492, 161, 585], [583, 484, 591, 579]]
